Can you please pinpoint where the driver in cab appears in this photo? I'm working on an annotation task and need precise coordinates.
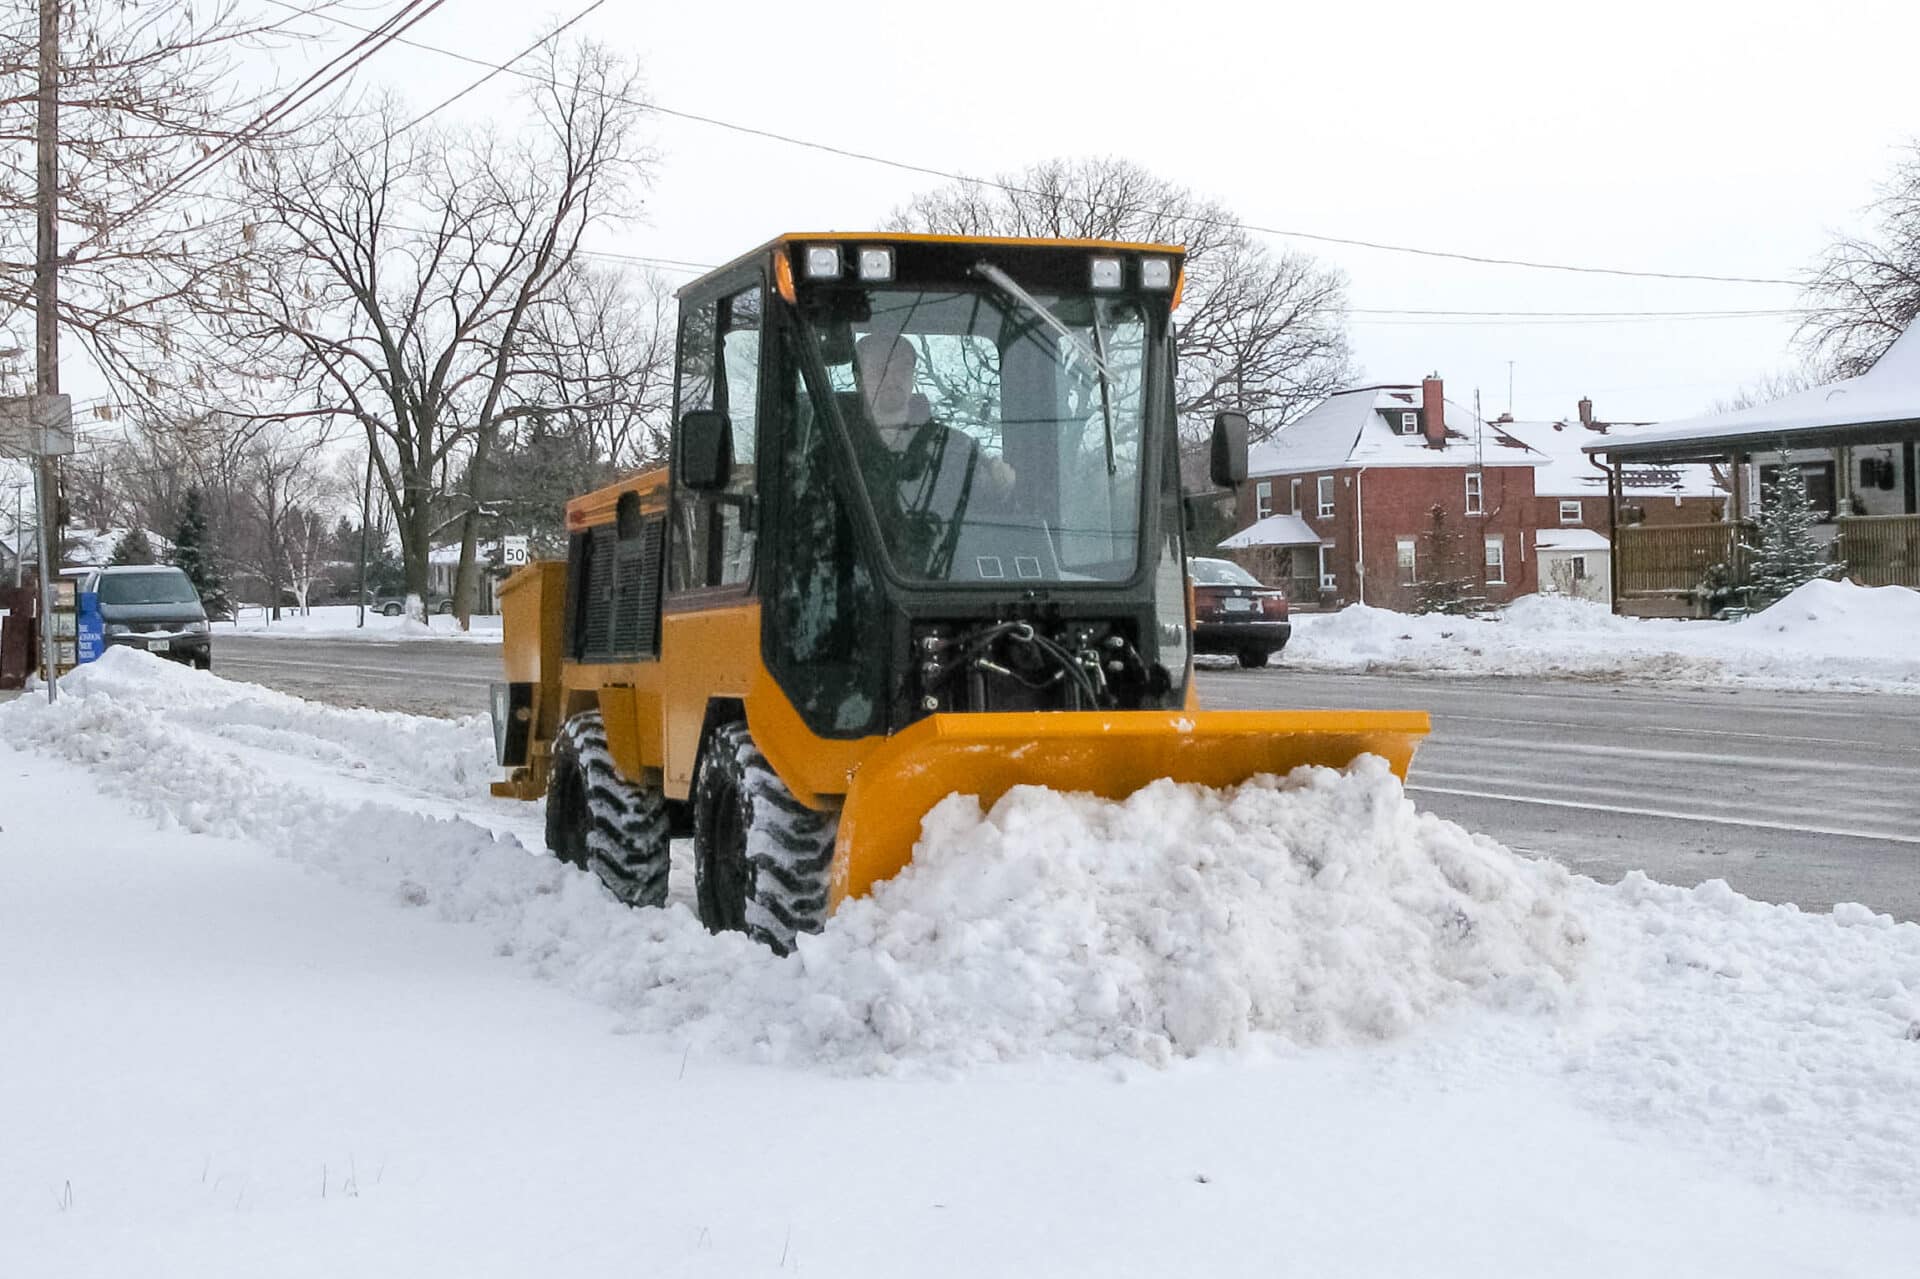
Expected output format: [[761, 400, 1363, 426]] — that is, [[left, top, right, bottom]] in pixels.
[[853, 332, 1017, 528]]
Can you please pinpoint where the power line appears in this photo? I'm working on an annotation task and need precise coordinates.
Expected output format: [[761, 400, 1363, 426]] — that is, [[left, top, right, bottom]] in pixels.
[[264, 0, 1803, 288]]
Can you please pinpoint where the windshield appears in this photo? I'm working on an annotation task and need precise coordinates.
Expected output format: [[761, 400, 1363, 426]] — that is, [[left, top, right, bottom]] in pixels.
[[809, 286, 1150, 583], [1189, 558, 1263, 588], [97, 570, 200, 607]]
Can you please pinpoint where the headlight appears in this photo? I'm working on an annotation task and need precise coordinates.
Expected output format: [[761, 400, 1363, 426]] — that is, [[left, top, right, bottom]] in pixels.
[[106, 624, 129, 636], [856, 246, 894, 281], [187, 620, 210, 634], [1139, 257, 1173, 289], [1089, 257, 1123, 290]]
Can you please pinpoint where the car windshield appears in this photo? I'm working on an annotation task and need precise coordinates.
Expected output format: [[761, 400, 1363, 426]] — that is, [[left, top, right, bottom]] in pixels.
[[1189, 558, 1263, 587], [808, 286, 1150, 583], [97, 570, 199, 606]]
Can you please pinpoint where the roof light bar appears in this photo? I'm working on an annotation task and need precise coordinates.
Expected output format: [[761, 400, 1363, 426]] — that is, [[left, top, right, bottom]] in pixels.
[[803, 245, 842, 280]]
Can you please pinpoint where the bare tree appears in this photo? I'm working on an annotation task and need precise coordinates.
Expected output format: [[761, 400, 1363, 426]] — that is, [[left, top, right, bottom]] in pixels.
[[1710, 365, 1820, 414], [235, 428, 333, 619], [1801, 142, 1920, 378], [892, 157, 1354, 441], [212, 34, 652, 624], [0, 0, 321, 392], [519, 263, 676, 469]]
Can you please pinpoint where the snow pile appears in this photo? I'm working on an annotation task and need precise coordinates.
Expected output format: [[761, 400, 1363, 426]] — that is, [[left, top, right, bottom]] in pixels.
[[1283, 581, 1920, 693], [55, 647, 496, 801], [8, 652, 1920, 1209], [8, 650, 1582, 1073]]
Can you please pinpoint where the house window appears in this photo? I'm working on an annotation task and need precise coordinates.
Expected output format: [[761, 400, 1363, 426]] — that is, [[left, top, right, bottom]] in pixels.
[[1485, 535, 1506, 585], [1318, 543, 1336, 589], [1465, 471, 1484, 515], [1559, 500, 1582, 525], [1399, 410, 1418, 435], [1289, 477, 1301, 515], [1317, 475, 1335, 518], [1255, 480, 1273, 520], [1396, 536, 1417, 584], [1571, 555, 1587, 581]]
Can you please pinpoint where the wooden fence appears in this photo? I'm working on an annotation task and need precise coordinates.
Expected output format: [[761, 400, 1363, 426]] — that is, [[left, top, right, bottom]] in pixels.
[[1615, 522, 1745, 602], [1617, 514, 1920, 610], [1835, 514, 1920, 588]]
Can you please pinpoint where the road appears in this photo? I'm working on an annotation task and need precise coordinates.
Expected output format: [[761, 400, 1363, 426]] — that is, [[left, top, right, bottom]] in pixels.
[[214, 633, 1920, 920]]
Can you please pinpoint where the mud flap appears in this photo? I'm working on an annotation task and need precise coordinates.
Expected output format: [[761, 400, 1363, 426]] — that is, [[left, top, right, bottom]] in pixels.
[[829, 709, 1430, 910]]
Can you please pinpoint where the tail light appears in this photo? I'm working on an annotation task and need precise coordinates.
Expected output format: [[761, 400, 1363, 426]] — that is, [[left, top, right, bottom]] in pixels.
[[1259, 592, 1288, 620]]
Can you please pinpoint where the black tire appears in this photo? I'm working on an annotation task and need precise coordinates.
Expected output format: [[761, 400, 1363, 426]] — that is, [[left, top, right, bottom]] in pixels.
[[694, 722, 837, 955], [436, 599, 454, 616], [545, 711, 670, 908], [381, 602, 403, 617], [1236, 648, 1269, 669], [193, 654, 212, 672]]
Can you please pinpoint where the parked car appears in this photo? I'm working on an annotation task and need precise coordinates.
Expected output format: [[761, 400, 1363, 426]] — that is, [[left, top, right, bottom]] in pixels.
[[373, 592, 455, 617], [1188, 556, 1291, 668], [85, 565, 213, 670]]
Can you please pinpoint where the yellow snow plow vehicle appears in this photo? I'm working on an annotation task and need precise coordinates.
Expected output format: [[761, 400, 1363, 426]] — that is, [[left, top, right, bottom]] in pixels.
[[491, 233, 1428, 951]]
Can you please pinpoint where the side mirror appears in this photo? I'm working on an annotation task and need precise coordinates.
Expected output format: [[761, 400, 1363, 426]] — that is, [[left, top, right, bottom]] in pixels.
[[1210, 410, 1250, 489], [678, 410, 733, 491]]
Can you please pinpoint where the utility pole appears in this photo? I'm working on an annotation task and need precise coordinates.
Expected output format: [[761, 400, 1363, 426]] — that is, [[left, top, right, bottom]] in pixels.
[[34, 0, 59, 704], [356, 441, 373, 627]]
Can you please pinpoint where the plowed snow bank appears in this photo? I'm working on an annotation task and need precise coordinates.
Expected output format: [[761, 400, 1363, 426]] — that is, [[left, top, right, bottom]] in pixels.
[[10, 649, 1581, 1073]]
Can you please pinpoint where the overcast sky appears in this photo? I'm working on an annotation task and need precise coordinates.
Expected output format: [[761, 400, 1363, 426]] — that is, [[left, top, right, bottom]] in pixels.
[[72, 0, 1920, 432]]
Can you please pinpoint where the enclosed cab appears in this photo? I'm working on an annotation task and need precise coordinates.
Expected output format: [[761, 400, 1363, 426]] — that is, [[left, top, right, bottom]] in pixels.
[[493, 233, 1425, 952]]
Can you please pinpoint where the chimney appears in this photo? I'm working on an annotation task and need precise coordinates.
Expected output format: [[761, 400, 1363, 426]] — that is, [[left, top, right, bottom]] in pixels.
[[1421, 374, 1446, 448], [1577, 396, 1594, 428]]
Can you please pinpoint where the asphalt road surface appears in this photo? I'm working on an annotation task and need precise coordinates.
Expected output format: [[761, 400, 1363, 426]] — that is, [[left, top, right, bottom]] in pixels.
[[214, 633, 1920, 921]]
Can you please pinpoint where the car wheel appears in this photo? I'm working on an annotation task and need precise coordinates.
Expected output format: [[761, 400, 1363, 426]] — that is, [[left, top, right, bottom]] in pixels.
[[193, 654, 211, 672], [1236, 649, 1269, 669], [694, 721, 837, 955], [545, 711, 670, 908], [436, 600, 454, 616], [381, 602, 403, 617]]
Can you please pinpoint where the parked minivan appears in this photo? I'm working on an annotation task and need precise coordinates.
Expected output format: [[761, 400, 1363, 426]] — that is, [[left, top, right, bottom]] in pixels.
[[84, 565, 213, 669]]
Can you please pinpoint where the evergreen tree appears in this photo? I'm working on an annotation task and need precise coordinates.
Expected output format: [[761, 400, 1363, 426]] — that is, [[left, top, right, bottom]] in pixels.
[[1415, 504, 1481, 615], [108, 526, 156, 565], [170, 487, 231, 617], [1742, 453, 1843, 608]]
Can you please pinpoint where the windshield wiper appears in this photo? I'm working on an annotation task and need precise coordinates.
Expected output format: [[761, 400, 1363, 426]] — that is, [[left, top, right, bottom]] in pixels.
[[972, 260, 1118, 476]]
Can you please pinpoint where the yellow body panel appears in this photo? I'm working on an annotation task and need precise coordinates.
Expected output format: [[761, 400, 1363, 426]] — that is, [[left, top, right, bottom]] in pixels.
[[827, 709, 1430, 909]]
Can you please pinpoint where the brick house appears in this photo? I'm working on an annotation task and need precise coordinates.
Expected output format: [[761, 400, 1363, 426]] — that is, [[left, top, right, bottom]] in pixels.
[[1221, 376, 1542, 611]]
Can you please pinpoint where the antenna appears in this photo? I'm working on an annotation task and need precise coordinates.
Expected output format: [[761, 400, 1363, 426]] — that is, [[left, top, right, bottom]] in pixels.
[[1506, 361, 1514, 415]]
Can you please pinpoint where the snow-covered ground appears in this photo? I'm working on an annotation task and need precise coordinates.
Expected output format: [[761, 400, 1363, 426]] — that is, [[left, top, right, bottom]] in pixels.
[[220, 603, 502, 642], [1279, 578, 1920, 695], [4, 651, 1919, 1276]]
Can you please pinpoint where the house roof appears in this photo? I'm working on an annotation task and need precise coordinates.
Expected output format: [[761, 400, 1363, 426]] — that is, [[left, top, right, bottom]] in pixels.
[[1218, 513, 1322, 549], [63, 526, 174, 568], [1587, 320, 1920, 462], [1249, 384, 1544, 475], [1535, 527, 1611, 552], [1493, 417, 1724, 500]]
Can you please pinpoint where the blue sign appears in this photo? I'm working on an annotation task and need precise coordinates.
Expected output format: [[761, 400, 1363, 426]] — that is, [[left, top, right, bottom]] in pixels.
[[75, 590, 104, 663]]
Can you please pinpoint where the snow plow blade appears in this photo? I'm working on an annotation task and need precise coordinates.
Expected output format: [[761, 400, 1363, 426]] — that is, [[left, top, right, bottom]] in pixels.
[[830, 708, 1430, 908]]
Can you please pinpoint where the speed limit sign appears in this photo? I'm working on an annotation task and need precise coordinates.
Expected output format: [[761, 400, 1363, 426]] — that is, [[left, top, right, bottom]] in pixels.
[[502, 535, 530, 567]]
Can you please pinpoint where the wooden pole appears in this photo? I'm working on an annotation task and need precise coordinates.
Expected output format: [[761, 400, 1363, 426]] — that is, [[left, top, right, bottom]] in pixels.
[[33, 0, 58, 703]]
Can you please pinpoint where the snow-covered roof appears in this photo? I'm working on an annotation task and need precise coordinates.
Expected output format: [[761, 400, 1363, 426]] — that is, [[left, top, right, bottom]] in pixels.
[[63, 526, 175, 568], [1250, 385, 1543, 475], [1535, 527, 1611, 552], [1218, 513, 1322, 548], [1494, 417, 1724, 500], [1590, 321, 1920, 460]]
